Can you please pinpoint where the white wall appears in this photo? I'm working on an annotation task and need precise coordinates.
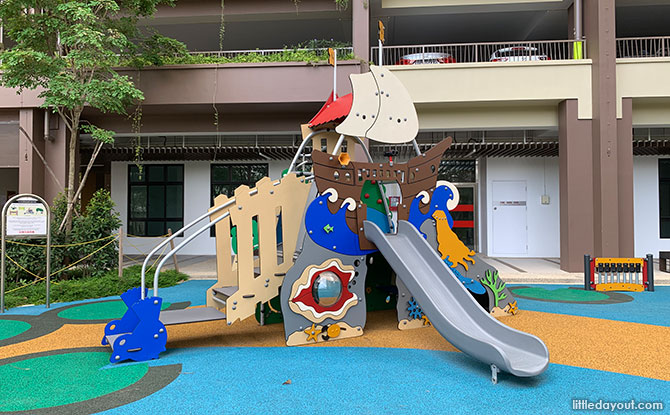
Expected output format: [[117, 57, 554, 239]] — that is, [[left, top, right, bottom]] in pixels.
[[0, 168, 19, 206], [484, 157, 560, 257], [111, 160, 287, 256], [633, 156, 670, 257]]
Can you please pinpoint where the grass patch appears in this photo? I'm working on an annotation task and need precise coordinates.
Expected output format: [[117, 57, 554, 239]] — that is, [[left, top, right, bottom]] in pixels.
[[3, 265, 187, 310]]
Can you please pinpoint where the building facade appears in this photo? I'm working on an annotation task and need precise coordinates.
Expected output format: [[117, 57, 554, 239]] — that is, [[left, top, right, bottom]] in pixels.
[[2, 0, 670, 271]]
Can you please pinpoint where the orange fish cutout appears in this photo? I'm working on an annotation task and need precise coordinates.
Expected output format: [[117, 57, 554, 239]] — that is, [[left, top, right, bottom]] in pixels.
[[433, 210, 476, 270]]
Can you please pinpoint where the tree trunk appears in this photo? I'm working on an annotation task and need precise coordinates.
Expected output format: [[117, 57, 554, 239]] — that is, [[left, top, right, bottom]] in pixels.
[[65, 110, 81, 234]]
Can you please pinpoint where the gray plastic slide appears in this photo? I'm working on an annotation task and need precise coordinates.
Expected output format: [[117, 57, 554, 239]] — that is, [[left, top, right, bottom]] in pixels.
[[364, 220, 549, 378]]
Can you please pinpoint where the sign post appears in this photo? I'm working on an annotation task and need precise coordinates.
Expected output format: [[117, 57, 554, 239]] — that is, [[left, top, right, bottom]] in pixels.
[[1, 194, 51, 312]]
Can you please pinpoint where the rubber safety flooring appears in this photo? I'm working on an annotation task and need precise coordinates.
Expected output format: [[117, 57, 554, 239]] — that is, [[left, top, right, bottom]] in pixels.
[[0, 281, 668, 415]]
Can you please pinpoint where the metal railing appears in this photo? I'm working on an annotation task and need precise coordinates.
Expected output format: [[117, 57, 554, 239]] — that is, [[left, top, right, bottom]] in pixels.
[[616, 36, 670, 58], [371, 39, 585, 66], [189, 47, 354, 61]]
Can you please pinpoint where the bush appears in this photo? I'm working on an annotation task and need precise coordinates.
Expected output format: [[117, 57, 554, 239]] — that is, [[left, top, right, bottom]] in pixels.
[[3, 265, 187, 309], [3, 189, 121, 283], [71, 189, 122, 277], [126, 39, 355, 68]]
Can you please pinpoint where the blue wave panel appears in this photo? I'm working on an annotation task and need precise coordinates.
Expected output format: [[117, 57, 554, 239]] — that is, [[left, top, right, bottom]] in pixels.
[[305, 193, 377, 256], [409, 185, 456, 236]]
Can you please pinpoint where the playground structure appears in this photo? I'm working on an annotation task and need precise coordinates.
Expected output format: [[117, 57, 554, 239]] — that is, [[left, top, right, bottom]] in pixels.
[[102, 65, 549, 383], [584, 254, 655, 292]]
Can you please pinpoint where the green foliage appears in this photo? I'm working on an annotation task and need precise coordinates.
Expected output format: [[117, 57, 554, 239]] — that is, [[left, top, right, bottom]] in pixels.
[[128, 39, 354, 68], [480, 269, 507, 308], [70, 189, 122, 276], [80, 124, 115, 144], [127, 32, 190, 67], [0, 0, 159, 111], [3, 189, 121, 283], [3, 265, 187, 309], [0, 0, 173, 233]]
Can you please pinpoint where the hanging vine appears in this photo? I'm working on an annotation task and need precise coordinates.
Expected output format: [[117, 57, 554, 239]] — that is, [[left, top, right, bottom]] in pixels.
[[131, 70, 144, 174], [291, 0, 348, 12], [213, 0, 223, 147], [334, 0, 349, 10], [219, 0, 225, 51]]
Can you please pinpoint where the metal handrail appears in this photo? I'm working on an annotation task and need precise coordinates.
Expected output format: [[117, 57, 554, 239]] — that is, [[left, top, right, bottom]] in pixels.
[[371, 39, 585, 65], [140, 198, 236, 299], [616, 36, 670, 58], [150, 176, 314, 297]]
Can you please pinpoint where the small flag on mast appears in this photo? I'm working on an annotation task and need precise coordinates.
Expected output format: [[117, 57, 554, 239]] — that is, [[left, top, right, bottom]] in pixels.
[[328, 48, 336, 66], [329, 48, 337, 101], [378, 21, 385, 65]]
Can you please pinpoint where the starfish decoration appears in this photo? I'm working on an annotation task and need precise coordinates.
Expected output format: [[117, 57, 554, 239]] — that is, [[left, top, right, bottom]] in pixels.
[[507, 301, 518, 315], [304, 324, 322, 342], [422, 315, 431, 326]]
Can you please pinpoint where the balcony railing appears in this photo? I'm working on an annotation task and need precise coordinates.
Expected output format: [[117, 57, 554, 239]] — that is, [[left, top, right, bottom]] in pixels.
[[188, 47, 354, 62], [616, 36, 670, 58], [371, 39, 585, 66]]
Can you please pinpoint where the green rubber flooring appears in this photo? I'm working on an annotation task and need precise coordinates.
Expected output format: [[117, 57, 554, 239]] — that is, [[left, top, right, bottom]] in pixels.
[[0, 351, 148, 412], [0, 320, 31, 341], [511, 287, 609, 302], [57, 300, 171, 321]]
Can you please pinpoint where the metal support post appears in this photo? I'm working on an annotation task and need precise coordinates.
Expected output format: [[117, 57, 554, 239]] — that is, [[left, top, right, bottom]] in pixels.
[[583, 254, 591, 290], [646, 254, 655, 292]]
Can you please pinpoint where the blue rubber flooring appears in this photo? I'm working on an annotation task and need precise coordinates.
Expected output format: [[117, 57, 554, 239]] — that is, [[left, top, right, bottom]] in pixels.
[[101, 347, 670, 415], [510, 285, 670, 327]]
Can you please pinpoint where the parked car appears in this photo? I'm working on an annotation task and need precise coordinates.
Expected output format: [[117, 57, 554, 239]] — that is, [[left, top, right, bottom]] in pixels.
[[396, 52, 456, 65], [489, 46, 549, 62]]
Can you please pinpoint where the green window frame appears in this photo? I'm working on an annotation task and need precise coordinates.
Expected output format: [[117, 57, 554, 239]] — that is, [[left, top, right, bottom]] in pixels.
[[128, 164, 184, 237], [660, 159, 670, 238], [210, 164, 269, 236]]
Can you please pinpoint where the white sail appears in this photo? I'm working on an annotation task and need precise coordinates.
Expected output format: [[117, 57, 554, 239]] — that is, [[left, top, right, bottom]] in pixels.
[[366, 66, 419, 144], [335, 72, 378, 139], [336, 65, 419, 144]]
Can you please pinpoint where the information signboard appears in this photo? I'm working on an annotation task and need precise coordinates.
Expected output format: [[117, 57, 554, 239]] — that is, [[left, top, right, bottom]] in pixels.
[[6, 200, 48, 237], [2, 194, 52, 312]]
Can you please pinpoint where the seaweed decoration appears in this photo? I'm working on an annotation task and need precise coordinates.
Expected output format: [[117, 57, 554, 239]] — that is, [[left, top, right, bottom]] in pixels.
[[480, 269, 507, 308]]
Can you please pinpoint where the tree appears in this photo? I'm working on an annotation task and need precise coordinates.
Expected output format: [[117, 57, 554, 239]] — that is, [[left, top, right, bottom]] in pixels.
[[0, 0, 173, 233]]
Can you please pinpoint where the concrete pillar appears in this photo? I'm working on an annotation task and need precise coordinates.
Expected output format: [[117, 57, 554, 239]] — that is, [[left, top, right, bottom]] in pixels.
[[559, 100, 594, 272], [568, 3, 575, 39], [43, 112, 68, 204], [617, 98, 634, 257], [352, 0, 369, 68], [18, 108, 45, 196], [584, 0, 631, 257]]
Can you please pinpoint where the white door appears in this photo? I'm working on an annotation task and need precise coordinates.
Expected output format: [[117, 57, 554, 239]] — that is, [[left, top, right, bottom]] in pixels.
[[492, 180, 527, 255]]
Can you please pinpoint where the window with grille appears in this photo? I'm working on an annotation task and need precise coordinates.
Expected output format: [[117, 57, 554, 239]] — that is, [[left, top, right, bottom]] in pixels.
[[660, 160, 670, 238], [210, 164, 269, 236], [128, 165, 184, 237]]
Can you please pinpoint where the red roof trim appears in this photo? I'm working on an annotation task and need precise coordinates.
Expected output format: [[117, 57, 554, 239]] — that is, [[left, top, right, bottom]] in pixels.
[[308, 92, 353, 128]]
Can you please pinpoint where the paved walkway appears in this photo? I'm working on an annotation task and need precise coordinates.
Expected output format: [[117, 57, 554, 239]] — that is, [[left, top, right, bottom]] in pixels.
[[482, 256, 670, 285], [129, 254, 670, 285]]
